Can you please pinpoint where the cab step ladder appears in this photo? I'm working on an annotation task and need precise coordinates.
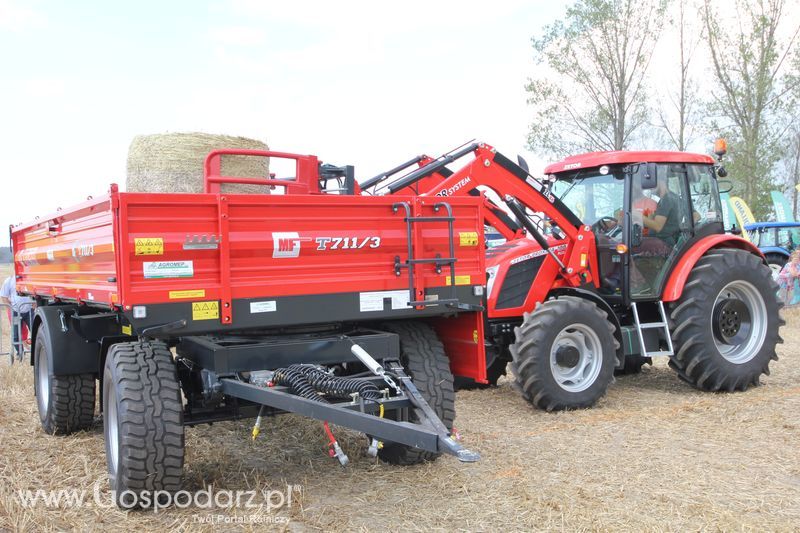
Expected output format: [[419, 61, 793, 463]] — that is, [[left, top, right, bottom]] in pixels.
[[631, 301, 674, 357]]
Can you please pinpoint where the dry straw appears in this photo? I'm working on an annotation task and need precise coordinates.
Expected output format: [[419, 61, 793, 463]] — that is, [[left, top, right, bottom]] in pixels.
[[126, 132, 271, 194]]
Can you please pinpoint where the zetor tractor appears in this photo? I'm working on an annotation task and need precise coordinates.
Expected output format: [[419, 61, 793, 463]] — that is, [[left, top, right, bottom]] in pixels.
[[364, 141, 784, 410]]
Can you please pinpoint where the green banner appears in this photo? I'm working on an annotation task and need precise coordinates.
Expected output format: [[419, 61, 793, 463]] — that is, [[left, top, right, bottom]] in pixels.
[[770, 190, 794, 222], [770, 190, 800, 243]]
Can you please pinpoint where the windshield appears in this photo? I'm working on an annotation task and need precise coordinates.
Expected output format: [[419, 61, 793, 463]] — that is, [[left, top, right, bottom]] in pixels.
[[551, 167, 626, 226]]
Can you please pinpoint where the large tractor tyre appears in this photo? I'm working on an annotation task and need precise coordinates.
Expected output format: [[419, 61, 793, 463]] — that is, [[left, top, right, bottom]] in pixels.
[[377, 322, 456, 466], [510, 296, 619, 411], [668, 250, 783, 392], [764, 252, 787, 279], [33, 327, 95, 435], [103, 341, 184, 508], [454, 345, 509, 390]]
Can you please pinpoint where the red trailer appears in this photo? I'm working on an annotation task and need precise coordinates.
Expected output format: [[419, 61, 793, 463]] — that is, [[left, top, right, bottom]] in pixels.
[[11, 150, 485, 507]]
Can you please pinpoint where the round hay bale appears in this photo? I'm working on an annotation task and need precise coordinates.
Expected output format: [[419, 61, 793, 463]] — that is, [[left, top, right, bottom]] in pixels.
[[126, 132, 271, 194]]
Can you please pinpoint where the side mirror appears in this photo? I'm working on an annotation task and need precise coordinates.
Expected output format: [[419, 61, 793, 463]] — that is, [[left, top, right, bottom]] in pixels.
[[641, 162, 658, 190], [718, 179, 733, 194], [716, 165, 728, 178]]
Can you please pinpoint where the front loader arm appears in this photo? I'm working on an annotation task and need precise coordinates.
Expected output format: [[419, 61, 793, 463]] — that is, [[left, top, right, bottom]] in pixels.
[[403, 143, 598, 288]]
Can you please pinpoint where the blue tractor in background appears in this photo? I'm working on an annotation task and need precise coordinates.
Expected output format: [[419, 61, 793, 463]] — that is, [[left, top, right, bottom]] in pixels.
[[744, 221, 800, 275]]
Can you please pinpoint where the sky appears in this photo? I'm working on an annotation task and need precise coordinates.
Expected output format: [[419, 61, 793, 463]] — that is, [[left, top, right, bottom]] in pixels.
[[0, 0, 567, 243]]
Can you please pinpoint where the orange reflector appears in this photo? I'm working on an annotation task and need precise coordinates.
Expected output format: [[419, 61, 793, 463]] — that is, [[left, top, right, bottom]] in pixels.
[[616, 244, 628, 254]]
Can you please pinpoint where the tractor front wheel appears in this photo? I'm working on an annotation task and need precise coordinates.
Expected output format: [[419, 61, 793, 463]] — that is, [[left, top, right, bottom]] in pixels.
[[764, 252, 787, 279], [669, 250, 783, 391], [511, 296, 618, 411]]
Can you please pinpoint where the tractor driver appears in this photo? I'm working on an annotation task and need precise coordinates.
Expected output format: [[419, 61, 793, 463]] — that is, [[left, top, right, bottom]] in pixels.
[[641, 175, 681, 248]]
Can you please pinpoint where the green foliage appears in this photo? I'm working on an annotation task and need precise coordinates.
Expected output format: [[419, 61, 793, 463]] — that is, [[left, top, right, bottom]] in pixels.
[[526, 0, 667, 158], [703, 0, 799, 219]]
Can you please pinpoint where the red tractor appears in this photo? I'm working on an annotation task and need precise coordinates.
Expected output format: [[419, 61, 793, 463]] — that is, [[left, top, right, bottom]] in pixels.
[[365, 141, 784, 410]]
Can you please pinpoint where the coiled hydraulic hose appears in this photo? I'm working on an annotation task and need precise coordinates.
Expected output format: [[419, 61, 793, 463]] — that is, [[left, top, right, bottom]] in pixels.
[[271, 364, 383, 402], [271, 367, 323, 401]]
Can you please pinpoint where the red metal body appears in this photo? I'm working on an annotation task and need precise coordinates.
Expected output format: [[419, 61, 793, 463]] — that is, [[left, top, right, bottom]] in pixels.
[[661, 233, 763, 302], [543, 150, 715, 174], [11, 150, 487, 380], [377, 144, 758, 320], [378, 143, 597, 319]]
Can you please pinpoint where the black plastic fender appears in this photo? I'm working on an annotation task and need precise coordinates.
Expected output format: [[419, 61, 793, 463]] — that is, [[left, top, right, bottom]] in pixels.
[[31, 305, 100, 376], [548, 287, 625, 369]]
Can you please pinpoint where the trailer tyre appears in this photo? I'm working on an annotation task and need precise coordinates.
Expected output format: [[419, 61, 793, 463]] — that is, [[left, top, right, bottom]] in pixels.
[[34, 327, 95, 435], [378, 322, 455, 465], [103, 341, 184, 508], [669, 250, 783, 392], [511, 296, 618, 411]]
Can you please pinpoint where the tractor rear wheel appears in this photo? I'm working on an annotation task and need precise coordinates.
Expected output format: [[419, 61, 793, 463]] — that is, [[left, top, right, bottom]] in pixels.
[[511, 296, 618, 411], [378, 322, 455, 465], [103, 340, 184, 507], [668, 250, 783, 391]]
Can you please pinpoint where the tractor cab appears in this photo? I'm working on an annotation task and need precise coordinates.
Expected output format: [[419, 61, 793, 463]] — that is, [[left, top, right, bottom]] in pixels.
[[545, 151, 725, 302]]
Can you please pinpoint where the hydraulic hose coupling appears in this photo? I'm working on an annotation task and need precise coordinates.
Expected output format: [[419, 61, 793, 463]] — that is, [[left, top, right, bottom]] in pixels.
[[252, 406, 265, 440], [367, 438, 383, 458], [330, 441, 349, 466], [323, 421, 349, 466]]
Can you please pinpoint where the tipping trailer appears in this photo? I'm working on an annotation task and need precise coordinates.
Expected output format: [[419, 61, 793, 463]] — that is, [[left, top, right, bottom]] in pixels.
[[11, 149, 486, 506]]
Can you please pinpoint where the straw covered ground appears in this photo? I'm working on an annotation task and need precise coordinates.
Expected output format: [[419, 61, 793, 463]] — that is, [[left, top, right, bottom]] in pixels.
[[0, 263, 798, 531]]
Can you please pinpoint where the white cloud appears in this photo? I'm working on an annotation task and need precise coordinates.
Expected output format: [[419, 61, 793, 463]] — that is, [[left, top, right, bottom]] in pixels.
[[0, 0, 562, 243], [209, 25, 266, 47], [0, 0, 45, 31]]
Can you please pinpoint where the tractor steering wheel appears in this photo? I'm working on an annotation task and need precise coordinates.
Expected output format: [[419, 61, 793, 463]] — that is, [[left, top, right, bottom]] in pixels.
[[593, 216, 619, 234]]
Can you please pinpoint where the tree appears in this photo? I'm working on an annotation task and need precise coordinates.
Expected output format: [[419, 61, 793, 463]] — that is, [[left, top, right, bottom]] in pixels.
[[703, 0, 800, 218], [526, 0, 667, 158], [655, 0, 703, 151], [777, 124, 800, 219]]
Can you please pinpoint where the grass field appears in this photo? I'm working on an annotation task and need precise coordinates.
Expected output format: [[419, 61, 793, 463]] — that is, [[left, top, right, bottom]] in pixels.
[[0, 262, 798, 531]]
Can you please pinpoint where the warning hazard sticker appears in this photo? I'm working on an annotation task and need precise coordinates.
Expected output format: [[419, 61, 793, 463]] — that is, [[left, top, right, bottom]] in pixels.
[[445, 275, 472, 286], [135, 237, 164, 255], [169, 289, 205, 299], [192, 301, 219, 321], [459, 232, 479, 247]]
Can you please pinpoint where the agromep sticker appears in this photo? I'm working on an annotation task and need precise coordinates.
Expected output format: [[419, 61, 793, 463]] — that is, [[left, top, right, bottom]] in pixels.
[[143, 261, 194, 279]]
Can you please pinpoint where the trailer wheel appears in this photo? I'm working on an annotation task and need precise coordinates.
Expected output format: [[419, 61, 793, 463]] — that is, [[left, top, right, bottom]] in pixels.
[[103, 341, 184, 508], [669, 250, 783, 391], [510, 296, 618, 411], [378, 322, 455, 465], [34, 327, 95, 435]]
